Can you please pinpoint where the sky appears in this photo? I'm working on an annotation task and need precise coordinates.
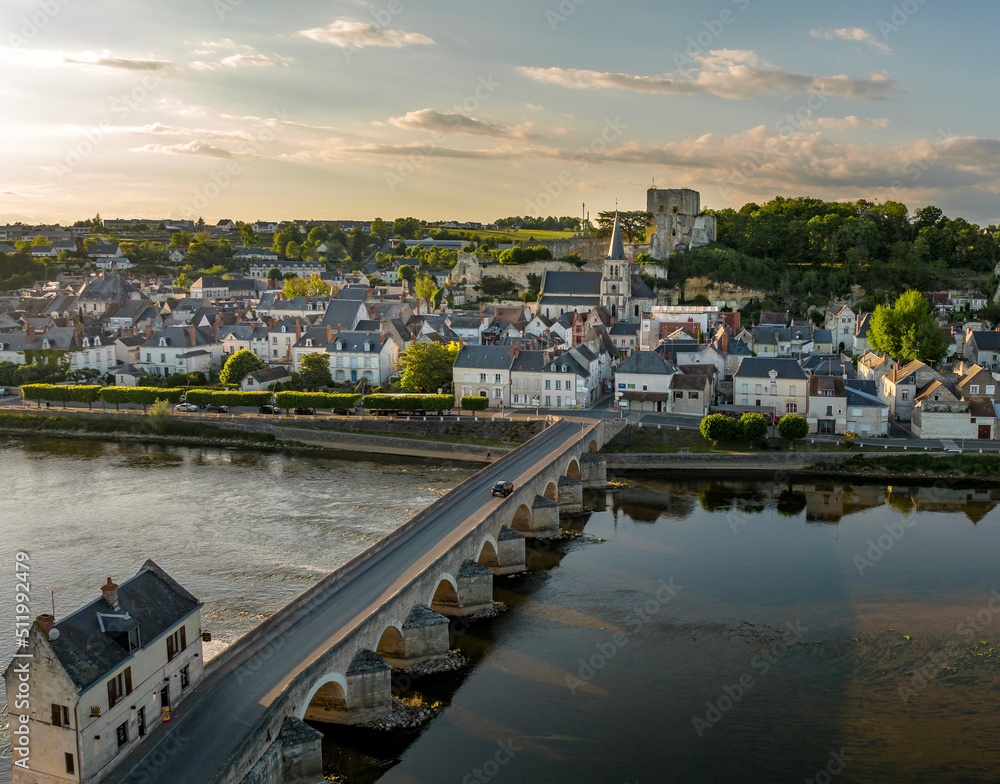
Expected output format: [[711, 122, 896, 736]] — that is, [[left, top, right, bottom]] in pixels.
[[1, 0, 998, 226]]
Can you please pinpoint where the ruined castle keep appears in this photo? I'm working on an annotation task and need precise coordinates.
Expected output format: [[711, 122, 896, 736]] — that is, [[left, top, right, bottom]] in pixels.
[[646, 187, 716, 259]]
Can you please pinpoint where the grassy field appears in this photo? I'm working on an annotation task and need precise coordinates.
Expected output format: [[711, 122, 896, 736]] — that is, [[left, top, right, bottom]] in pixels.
[[469, 228, 580, 242]]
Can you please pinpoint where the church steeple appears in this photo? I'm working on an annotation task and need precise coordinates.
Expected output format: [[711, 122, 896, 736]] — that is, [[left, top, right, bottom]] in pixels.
[[607, 213, 626, 260]]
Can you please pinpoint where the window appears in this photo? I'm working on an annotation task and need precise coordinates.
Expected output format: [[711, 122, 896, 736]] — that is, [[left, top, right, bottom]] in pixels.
[[971, 385, 980, 394], [770, 385, 777, 395], [545, 380, 551, 390], [107, 667, 132, 710], [545, 395, 551, 406], [786, 403, 797, 413], [51, 704, 70, 728], [852, 408, 863, 417], [741, 383, 748, 394], [555, 380, 561, 390], [160, 354, 166, 363], [826, 406, 833, 416], [180, 665, 190, 690], [789, 386, 796, 396], [755, 384, 762, 394], [145, 353, 151, 363], [688, 391, 698, 399], [65, 753, 75, 774], [479, 373, 487, 383], [902, 390, 910, 401], [272, 337, 278, 344], [495, 374, 502, 383], [464, 372, 470, 382], [166, 626, 187, 663], [493, 388, 502, 399], [741, 399, 748, 406], [116, 721, 129, 749]]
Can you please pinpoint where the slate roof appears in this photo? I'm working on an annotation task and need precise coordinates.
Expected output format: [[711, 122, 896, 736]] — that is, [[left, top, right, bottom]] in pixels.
[[606, 214, 626, 260], [540, 271, 602, 297], [454, 345, 513, 370], [670, 373, 709, 391], [320, 299, 367, 330], [247, 366, 292, 383], [48, 560, 200, 691], [538, 295, 601, 307], [329, 331, 388, 353], [970, 331, 1000, 352], [511, 350, 548, 373], [733, 357, 808, 380], [845, 385, 888, 409], [609, 321, 640, 336], [616, 350, 676, 376]]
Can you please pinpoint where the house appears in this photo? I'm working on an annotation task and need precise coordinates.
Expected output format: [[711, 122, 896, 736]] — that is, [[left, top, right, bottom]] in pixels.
[[102, 301, 161, 335], [910, 382, 974, 439], [78, 273, 147, 316], [614, 350, 677, 413], [858, 351, 894, 385], [453, 345, 513, 406], [219, 324, 270, 362], [852, 314, 872, 355], [242, 366, 291, 391], [641, 305, 719, 351], [750, 325, 811, 358], [267, 318, 307, 364], [956, 363, 1000, 402], [824, 303, 856, 353], [733, 358, 809, 417], [513, 348, 594, 409], [880, 361, 942, 421], [3, 562, 202, 784], [0, 324, 117, 374], [963, 331, 1000, 370], [448, 315, 488, 346], [806, 375, 848, 435], [609, 321, 640, 358], [812, 329, 834, 354], [670, 372, 711, 417], [844, 379, 890, 436], [322, 330, 399, 386], [138, 325, 224, 377], [248, 259, 319, 278], [189, 276, 229, 300]]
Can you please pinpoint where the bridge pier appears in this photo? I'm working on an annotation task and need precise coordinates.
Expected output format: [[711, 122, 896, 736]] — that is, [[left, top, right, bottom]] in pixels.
[[378, 606, 451, 667], [431, 560, 495, 616], [303, 650, 392, 726], [528, 495, 561, 538], [580, 453, 608, 488], [494, 526, 526, 574], [558, 476, 584, 515]]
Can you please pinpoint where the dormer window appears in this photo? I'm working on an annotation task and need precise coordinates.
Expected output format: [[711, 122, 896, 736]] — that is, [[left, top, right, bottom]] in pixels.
[[42, 340, 51, 349], [159, 338, 167, 347], [305, 339, 313, 347], [82, 338, 90, 347], [94, 337, 101, 346], [363, 342, 371, 351], [336, 341, 344, 351]]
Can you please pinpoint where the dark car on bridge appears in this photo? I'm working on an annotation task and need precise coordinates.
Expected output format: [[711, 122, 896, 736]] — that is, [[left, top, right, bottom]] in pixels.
[[491, 480, 514, 497], [258, 404, 279, 415], [204, 404, 230, 413], [294, 407, 316, 416]]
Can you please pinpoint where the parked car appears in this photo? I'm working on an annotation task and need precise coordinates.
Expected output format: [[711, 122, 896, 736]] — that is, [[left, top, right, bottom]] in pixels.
[[0, 387, 13, 397], [294, 407, 316, 416], [205, 404, 230, 413], [258, 404, 278, 415], [491, 480, 514, 498], [174, 403, 199, 412]]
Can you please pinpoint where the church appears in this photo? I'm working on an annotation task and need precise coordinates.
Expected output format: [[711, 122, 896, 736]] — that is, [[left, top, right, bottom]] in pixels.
[[536, 214, 655, 322]]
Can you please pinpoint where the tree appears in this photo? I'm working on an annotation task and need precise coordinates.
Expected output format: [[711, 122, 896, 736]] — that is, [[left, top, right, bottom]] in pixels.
[[266, 267, 282, 282], [370, 218, 390, 247], [699, 414, 738, 445], [461, 395, 489, 418], [594, 210, 651, 243], [219, 349, 264, 386], [149, 398, 173, 433], [397, 264, 416, 285], [283, 274, 329, 298], [868, 289, 948, 365], [415, 273, 437, 312], [175, 273, 191, 289], [392, 217, 421, 239], [398, 342, 460, 393], [239, 223, 260, 248], [777, 413, 809, 446], [168, 231, 192, 249], [738, 412, 768, 443], [299, 352, 333, 390]]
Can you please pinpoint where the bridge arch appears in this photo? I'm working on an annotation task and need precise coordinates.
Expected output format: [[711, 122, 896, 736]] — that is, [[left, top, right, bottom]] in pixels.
[[543, 481, 558, 501], [565, 457, 581, 480], [429, 572, 460, 613], [476, 534, 500, 568], [511, 503, 532, 533], [587, 439, 599, 453], [374, 622, 406, 661], [298, 672, 349, 721]]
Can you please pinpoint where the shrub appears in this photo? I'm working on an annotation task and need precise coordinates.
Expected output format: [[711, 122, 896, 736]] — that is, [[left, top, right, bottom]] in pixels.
[[777, 413, 810, 444], [460, 395, 489, 417], [275, 392, 361, 412], [738, 412, 768, 442], [699, 413, 738, 444], [362, 394, 455, 414]]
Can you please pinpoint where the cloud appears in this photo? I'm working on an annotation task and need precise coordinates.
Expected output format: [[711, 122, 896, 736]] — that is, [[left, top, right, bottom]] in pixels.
[[219, 53, 276, 68], [299, 19, 434, 49], [388, 109, 536, 139], [518, 49, 901, 100], [807, 116, 892, 130], [63, 52, 179, 71], [157, 98, 210, 117], [811, 28, 892, 54], [134, 140, 236, 158]]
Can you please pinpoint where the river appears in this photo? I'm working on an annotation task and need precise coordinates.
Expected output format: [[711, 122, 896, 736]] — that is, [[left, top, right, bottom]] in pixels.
[[3, 440, 1000, 783]]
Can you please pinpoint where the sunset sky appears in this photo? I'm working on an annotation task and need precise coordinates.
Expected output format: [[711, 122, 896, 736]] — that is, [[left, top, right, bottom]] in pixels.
[[1, 0, 997, 225]]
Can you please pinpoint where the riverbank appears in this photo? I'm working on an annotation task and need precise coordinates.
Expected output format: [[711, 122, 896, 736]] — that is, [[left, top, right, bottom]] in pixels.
[[0, 411, 505, 464]]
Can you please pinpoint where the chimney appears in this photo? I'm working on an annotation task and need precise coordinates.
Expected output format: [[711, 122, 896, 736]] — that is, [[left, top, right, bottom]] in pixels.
[[326, 324, 333, 344], [145, 323, 152, 340], [36, 614, 55, 635], [213, 317, 222, 340], [268, 316, 277, 329], [295, 321, 302, 341], [188, 324, 197, 346], [101, 577, 120, 609], [74, 320, 84, 347], [26, 320, 35, 344]]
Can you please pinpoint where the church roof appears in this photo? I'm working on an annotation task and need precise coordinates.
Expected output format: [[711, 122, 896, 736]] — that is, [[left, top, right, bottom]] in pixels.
[[539, 270, 602, 296], [607, 213, 626, 260]]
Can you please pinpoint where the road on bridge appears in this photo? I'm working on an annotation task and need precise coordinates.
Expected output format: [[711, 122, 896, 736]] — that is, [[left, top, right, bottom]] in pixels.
[[103, 419, 583, 784]]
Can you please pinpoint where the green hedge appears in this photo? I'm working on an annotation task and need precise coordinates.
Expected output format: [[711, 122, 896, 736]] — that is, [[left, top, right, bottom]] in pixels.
[[274, 392, 361, 411], [180, 389, 273, 408], [362, 394, 455, 413], [21, 384, 103, 407], [460, 395, 489, 412]]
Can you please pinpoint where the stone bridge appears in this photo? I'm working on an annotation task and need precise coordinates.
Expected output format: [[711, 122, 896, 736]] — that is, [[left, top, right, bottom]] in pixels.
[[111, 418, 622, 784]]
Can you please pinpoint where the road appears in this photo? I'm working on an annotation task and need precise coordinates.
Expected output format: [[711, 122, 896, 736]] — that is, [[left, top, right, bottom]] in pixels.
[[103, 420, 582, 784]]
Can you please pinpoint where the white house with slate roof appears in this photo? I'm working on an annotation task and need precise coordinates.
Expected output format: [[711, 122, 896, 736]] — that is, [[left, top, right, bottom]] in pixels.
[[3, 561, 202, 784]]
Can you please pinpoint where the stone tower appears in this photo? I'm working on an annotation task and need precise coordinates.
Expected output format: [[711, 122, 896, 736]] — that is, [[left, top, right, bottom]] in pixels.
[[646, 187, 716, 259], [601, 214, 630, 320]]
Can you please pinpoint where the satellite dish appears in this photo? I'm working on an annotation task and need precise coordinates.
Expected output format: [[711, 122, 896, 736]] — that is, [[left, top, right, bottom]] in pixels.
[[48, 629, 60, 641]]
